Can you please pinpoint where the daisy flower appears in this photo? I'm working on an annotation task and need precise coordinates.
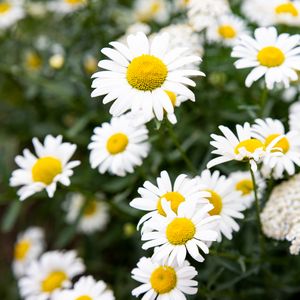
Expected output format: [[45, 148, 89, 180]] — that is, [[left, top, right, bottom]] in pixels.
[[19, 250, 85, 300], [196, 170, 245, 240], [12, 227, 45, 278], [251, 118, 300, 179], [47, 0, 86, 15], [272, 0, 300, 26], [53, 276, 115, 300], [207, 122, 266, 172], [63, 193, 110, 234], [229, 171, 265, 209], [289, 101, 300, 133], [10, 135, 80, 201], [0, 0, 24, 29], [232, 27, 300, 89], [131, 256, 197, 300], [88, 114, 150, 176], [130, 170, 210, 228], [91, 31, 204, 122], [141, 200, 219, 264], [206, 14, 248, 47], [174, 0, 192, 12]]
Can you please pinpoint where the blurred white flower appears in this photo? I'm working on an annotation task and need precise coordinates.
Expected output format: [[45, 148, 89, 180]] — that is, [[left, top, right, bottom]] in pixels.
[[47, 0, 87, 15], [0, 0, 24, 29]]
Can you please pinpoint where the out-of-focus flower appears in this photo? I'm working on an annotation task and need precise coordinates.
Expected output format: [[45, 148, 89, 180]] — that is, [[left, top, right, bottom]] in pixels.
[[26, 2, 47, 18], [0, 0, 24, 29], [24, 51, 42, 71], [83, 54, 98, 74], [49, 53, 65, 69], [289, 101, 300, 133], [47, 0, 87, 15]]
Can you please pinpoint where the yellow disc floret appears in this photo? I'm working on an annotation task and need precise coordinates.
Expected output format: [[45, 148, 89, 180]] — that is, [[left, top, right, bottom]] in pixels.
[[127, 55, 168, 91], [41, 271, 67, 292], [257, 46, 285, 67], [150, 266, 177, 294], [236, 179, 253, 196], [25, 52, 42, 71], [157, 192, 185, 216], [65, 0, 85, 5], [106, 133, 129, 155], [75, 296, 93, 300], [275, 3, 298, 16], [206, 190, 223, 215], [84, 201, 97, 217], [166, 217, 195, 245], [0, 3, 11, 14], [32, 157, 62, 185], [165, 90, 177, 106], [14, 240, 31, 261], [234, 139, 264, 155], [265, 133, 290, 153], [218, 25, 237, 39]]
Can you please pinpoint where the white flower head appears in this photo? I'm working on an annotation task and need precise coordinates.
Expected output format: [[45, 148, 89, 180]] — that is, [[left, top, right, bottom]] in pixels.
[[88, 113, 150, 177], [0, 0, 24, 29], [232, 27, 300, 90], [91, 31, 204, 123], [12, 227, 45, 278], [289, 101, 300, 133], [131, 256, 198, 299], [10, 135, 80, 201], [47, 0, 87, 15]]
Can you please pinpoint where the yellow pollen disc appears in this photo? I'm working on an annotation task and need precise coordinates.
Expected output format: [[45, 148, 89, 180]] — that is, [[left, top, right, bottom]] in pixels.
[[234, 139, 264, 155], [257, 46, 285, 67], [265, 133, 290, 153], [150, 2, 161, 13], [106, 133, 129, 155], [65, 0, 85, 5], [165, 90, 177, 107], [166, 217, 195, 245], [32, 157, 62, 185], [150, 266, 177, 294], [126, 55, 168, 91], [206, 190, 223, 215], [0, 3, 11, 14], [26, 52, 42, 70], [75, 296, 92, 300], [236, 179, 253, 196], [14, 240, 31, 261], [84, 201, 97, 216], [41, 271, 67, 292], [218, 25, 237, 39], [157, 192, 185, 216], [275, 3, 298, 16]]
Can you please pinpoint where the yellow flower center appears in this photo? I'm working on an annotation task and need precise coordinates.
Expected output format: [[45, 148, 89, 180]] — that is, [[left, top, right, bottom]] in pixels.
[[275, 3, 298, 16], [25, 52, 42, 71], [106, 133, 129, 155], [166, 217, 195, 245], [84, 201, 97, 216], [234, 139, 264, 155], [14, 240, 31, 261], [236, 179, 253, 196], [157, 192, 185, 216], [64, 0, 85, 5], [150, 266, 177, 294], [0, 3, 11, 14], [206, 190, 223, 215], [265, 133, 290, 153], [127, 55, 168, 91], [150, 2, 161, 13], [32, 157, 62, 185], [84, 56, 97, 74], [41, 271, 67, 293], [165, 90, 177, 106], [257, 46, 285, 67], [218, 25, 237, 39], [75, 296, 92, 300]]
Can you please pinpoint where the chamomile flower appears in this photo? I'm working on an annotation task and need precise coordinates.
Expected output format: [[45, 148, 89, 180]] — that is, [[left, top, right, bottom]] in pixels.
[[207, 122, 266, 172], [206, 14, 248, 47], [131, 257, 198, 300], [289, 101, 300, 133], [88, 114, 150, 177], [232, 27, 300, 89], [91, 31, 204, 122], [47, 0, 86, 15], [272, 0, 300, 26], [251, 118, 300, 179], [10, 135, 80, 201], [196, 170, 245, 240], [53, 276, 115, 300], [64, 193, 110, 234], [13, 227, 45, 278], [229, 171, 265, 209], [0, 0, 24, 29], [141, 200, 219, 264], [19, 250, 85, 300], [130, 170, 210, 228]]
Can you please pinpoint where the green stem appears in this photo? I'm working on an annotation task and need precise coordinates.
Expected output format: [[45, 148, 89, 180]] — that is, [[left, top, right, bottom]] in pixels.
[[260, 86, 268, 118]]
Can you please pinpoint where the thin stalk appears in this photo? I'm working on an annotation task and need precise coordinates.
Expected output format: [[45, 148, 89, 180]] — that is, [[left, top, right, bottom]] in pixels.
[[260, 86, 268, 118]]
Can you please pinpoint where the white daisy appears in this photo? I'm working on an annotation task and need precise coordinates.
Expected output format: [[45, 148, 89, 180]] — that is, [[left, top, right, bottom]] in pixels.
[[12, 227, 45, 278], [64, 193, 110, 234], [289, 101, 300, 133], [10, 135, 80, 201], [0, 0, 24, 29], [131, 256, 197, 300], [88, 114, 150, 177], [141, 200, 219, 264], [206, 14, 248, 47], [19, 250, 85, 300], [91, 31, 204, 122], [47, 0, 86, 15], [196, 170, 245, 241], [251, 118, 300, 179], [53, 276, 115, 300], [232, 27, 300, 89], [272, 0, 300, 26], [229, 171, 265, 209], [207, 122, 266, 172], [174, 0, 192, 12], [130, 170, 210, 228]]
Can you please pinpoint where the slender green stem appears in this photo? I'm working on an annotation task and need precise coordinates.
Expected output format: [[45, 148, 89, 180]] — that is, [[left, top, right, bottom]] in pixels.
[[249, 164, 266, 257], [260, 86, 268, 118], [166, 122, 197, 175]]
